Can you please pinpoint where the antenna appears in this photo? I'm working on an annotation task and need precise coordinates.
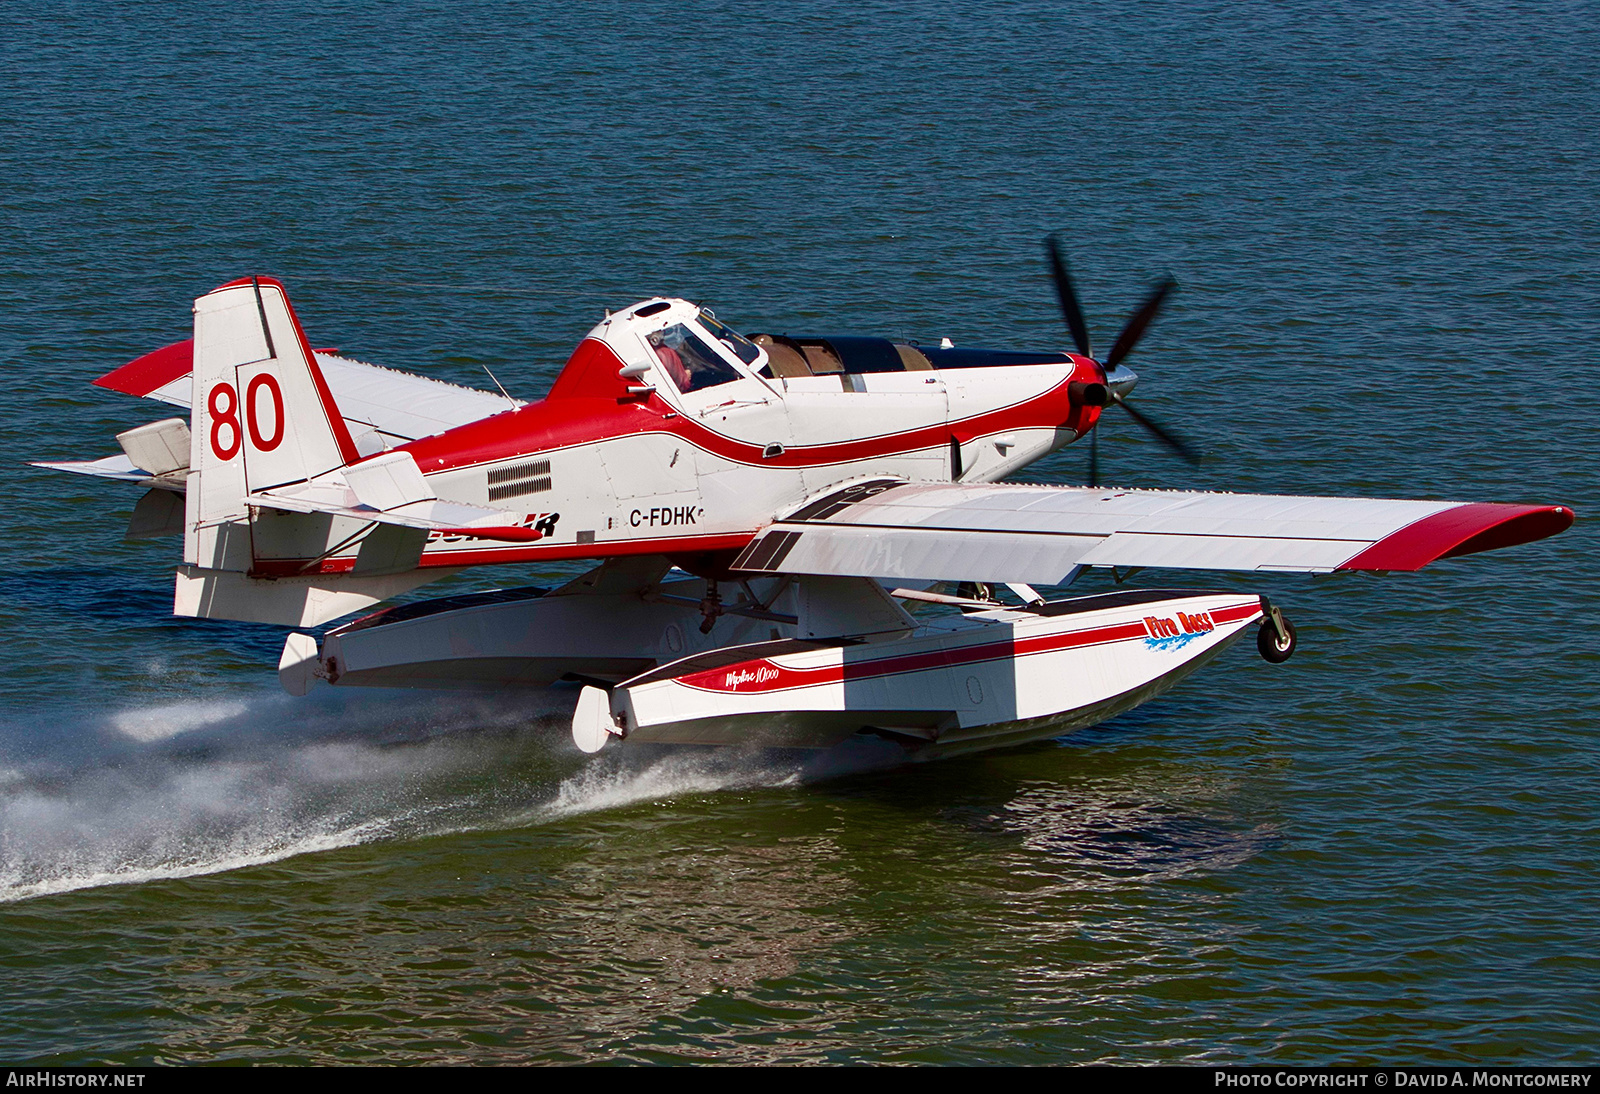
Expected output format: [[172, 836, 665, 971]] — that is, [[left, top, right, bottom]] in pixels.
[[481, 365, 517, 407]]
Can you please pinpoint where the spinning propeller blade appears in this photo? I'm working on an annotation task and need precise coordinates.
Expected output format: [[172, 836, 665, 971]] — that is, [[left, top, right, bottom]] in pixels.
[[1114, 393, 1201, 466], [1105, 275, 1177, 370], [1046, 234, 1092, 359], [1046, 239, 1201, 477]]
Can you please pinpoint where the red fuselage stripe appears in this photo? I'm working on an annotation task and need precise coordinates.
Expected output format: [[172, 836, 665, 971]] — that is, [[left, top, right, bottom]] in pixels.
[[400, 340, 1100, 474]]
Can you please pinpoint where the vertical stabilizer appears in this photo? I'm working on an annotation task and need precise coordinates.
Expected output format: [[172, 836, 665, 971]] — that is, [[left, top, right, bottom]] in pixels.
[[191, 276, 357, 494], [185, 276, 360, 572]]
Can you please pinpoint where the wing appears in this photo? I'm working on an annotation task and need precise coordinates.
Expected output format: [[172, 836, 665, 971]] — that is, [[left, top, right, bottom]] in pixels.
[[92, 339, 519, 445], [731, 479, 1573, 582]]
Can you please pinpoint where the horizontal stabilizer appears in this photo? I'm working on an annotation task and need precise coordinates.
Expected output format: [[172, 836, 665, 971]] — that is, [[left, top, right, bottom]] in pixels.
[[32, 454, 152, 484], [732, 480, 1574, 583], [250, 451, 544, 542], [34, 418, 190, 490], [116, 418, 190, 477], [93, 338, 519, 446]]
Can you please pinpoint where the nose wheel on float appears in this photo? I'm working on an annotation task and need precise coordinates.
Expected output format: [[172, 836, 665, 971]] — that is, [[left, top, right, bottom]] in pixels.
[[1257, 599, 1297, 663]]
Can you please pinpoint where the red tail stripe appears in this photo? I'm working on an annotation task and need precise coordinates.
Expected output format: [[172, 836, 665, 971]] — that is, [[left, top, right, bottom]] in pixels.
[[96, 281, 363, 467]]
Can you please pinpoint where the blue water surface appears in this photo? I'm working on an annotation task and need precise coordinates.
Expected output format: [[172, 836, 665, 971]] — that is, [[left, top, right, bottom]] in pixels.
[[0, 0, 1596, 1065]]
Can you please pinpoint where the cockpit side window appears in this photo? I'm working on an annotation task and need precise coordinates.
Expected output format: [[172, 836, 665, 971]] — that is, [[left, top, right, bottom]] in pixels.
[[647, 323, 743, 393], [698, 311, 763, 366]]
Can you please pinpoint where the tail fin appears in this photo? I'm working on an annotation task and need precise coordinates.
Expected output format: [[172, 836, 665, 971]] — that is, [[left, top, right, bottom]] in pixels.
[[187, 276, 360, 572], [180, 278, 445, 626], [189, 277, 358, 522]]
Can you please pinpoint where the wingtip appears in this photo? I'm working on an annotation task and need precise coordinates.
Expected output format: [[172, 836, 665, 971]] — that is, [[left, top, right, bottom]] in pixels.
[[93, 339, 194, 398], [1340, 502, 1575, 572]]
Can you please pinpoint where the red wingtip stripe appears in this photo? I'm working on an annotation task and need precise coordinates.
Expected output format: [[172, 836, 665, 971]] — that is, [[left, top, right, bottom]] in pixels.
[[1339, 502, 1575, 571], [94, 339, 194, 397]]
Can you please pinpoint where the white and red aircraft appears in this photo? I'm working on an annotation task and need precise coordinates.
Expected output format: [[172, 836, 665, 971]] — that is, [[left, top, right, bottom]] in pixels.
[[41, 244, 1574, 757]]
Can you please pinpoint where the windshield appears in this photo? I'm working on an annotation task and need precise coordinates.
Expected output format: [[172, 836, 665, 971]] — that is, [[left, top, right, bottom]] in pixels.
[[647, 323, 743, 393], [698, 311, 763, 365]]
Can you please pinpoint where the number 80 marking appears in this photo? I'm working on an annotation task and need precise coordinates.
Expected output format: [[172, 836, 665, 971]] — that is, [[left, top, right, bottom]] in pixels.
[[207, 375, 285, 461]]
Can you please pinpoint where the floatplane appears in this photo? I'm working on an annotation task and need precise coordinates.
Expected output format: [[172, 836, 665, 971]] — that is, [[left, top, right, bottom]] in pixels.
[[39, 243, 1574, 758]]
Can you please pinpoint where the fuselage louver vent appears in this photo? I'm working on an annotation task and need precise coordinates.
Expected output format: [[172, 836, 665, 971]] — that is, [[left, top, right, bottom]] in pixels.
[[487, 458, 552, 501]]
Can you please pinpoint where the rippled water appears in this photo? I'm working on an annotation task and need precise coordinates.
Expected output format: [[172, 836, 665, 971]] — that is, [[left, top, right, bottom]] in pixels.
[[1, 0, 1596, 1065]]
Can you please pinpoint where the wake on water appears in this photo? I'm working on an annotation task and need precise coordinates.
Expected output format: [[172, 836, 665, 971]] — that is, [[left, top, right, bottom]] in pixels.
[[0, 684, 907, 903]]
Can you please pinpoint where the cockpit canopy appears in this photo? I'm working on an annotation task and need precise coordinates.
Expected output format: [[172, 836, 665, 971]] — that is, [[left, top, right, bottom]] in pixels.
[[645, 314, 762, 393], [610, 297, 1076, 398], [750, 334, 1073, 378]]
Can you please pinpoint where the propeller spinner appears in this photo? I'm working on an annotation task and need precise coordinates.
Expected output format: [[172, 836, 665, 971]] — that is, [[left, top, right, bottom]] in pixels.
[[1047, 235, 1200, 485]]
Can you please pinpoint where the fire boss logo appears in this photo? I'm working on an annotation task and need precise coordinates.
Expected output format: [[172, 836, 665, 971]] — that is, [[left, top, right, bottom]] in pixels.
[[1143, 611, 1215, 638], [524, 512, 560, 538], [721, 665, 779, 690], [429, 512, 558, 544], [1143, 610, 1215, 650]]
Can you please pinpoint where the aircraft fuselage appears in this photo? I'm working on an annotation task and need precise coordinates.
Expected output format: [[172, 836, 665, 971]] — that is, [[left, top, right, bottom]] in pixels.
[[258, 297, 1105, 578]]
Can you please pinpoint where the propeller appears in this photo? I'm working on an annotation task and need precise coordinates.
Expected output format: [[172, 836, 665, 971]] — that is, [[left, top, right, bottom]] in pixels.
[[1046, 235, 1200, 485]]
